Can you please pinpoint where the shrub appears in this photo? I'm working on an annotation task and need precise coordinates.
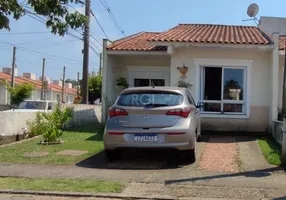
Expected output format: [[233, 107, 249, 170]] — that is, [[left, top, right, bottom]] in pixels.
[[26, 103, 74, 143], [5, 83, 34, 108]]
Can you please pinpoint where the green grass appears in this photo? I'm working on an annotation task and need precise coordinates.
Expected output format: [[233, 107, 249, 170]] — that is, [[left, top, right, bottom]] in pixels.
[[257, 137, 281, 165], [0, 177, 123, 193], [0, 124, 105, 165]]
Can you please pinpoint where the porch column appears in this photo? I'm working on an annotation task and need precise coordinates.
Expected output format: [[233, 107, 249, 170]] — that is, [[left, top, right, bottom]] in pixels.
[[271, 33, 280, 122]]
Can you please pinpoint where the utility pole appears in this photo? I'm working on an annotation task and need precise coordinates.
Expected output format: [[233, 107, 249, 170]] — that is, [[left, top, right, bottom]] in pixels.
[[77, 72, 80, 95], [99, 53, 102, 75], [282, 34, 286, 167], [40, 58, 45, 100], [82, 0, 91, 104], [62, 66, 66, 103], [11, 47, 16, 88]]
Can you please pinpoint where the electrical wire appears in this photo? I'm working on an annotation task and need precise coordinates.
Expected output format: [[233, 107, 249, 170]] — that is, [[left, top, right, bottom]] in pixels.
[[99, 0, 125, 36], [90, 34, 103, 47], [0, 31, 50, 35], [90, 10, 109, 39], [0, 39, 84, 64]]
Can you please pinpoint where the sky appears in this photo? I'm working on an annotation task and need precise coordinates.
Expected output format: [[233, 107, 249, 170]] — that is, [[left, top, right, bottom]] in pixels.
[[0, 0, 285, 81]]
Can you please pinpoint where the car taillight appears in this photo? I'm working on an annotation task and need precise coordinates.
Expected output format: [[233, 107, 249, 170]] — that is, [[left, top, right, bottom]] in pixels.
[[166, 107, 192, 118], [108, 132, 125, 135], [109, 107, 128, 118]]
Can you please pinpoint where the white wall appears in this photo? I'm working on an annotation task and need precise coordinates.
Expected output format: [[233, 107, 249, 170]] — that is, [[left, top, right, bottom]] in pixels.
[[170, 48, 272, 107], [259, 16, 286, 35], [0, 83, 7, 105], [0, 112, 36, 136], [170, 47, 272, 131]]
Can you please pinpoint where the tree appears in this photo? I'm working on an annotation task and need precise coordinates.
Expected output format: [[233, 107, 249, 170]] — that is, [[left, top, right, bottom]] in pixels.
[[0, 0, 87, 36], [6, 83, 35, 107], [88, 72, 102, 103]]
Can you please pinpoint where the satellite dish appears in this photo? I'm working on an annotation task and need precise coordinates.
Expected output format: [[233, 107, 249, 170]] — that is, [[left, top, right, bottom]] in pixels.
[[247, 3, 259, 18]]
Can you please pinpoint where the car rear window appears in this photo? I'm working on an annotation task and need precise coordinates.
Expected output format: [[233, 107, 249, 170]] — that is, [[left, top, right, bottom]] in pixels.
[[117, 91, 184, 107]]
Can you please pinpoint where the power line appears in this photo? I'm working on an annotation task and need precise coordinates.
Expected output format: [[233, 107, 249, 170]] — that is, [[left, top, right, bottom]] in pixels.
[[90, 45, 100, 57], [0, 31, 50, 35], [0, 39, 83, 64], [90, 10, 109, 39], [90, 34, 103, 47], [99, 0, 125, 36]]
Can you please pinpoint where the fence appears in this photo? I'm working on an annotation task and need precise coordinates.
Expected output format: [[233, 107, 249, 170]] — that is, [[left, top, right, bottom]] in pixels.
[[63, 104, 102, 128], [272, 120, 283, 146]]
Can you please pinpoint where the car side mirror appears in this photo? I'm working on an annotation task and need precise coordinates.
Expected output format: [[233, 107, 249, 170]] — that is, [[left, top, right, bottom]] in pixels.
[[196, 102, 204, 108]]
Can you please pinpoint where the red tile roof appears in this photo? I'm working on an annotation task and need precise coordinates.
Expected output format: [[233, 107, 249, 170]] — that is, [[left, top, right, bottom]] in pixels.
[[0, 72, 77, 95], [279, 35, 285, 50], [107, 24, 272, 52], [148, 24, 270, 45], [106, 32, 167, 51]]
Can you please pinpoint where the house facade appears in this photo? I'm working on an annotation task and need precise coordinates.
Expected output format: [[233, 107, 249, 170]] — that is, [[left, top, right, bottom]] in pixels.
[[0, 71, 77, 106], [102, 16, 286, 132]]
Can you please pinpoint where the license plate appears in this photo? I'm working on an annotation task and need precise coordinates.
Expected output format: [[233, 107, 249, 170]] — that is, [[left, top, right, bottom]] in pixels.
[[134, 134, 157, 142]]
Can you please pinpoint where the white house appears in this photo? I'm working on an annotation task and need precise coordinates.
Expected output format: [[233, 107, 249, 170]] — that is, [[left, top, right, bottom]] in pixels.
[[0, 71, 77, 106], [101, 16, 286, 132]]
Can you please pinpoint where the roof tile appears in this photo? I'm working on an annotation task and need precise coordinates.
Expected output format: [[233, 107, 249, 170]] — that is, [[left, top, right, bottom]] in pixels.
[[107, 32, 167, 51], [148, 24, 270, 45]]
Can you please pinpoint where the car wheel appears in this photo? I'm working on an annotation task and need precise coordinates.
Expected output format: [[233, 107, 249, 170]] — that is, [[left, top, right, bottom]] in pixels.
[[105, 150, 119, 162], [181, 149, 196, 163]]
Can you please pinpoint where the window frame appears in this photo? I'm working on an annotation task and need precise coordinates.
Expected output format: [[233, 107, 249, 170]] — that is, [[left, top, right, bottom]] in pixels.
[[194, 58, 252, 119], [200, 66, 247, 115]]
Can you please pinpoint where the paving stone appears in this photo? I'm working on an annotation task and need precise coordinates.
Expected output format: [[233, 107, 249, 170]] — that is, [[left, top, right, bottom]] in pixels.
[[23, 152, 49, 158], [56, 150, 88, 157]]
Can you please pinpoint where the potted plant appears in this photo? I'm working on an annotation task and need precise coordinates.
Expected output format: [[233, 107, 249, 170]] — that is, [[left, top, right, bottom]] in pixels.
[[177, 80, 192, 88], [116, 77, 129, 89], [177, 64, 188, 78]]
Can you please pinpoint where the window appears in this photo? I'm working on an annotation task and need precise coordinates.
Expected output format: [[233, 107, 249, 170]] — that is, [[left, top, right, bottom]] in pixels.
[[56, 94, 61, 102], [117, 91, 183, 107], [200, 66, 246, 114], [134, 79, 165, 87]]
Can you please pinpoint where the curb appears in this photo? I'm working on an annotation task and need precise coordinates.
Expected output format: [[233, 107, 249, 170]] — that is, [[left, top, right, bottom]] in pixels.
[[0, 190, 177, 200], [0, 135, 41, 148]]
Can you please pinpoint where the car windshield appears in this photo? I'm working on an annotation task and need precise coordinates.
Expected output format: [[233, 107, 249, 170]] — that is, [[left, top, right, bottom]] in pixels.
[[117, 91, 184, 107], [16, 101, 46, 110]]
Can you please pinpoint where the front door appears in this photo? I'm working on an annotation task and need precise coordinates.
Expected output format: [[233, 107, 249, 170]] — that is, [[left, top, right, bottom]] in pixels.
[[134, 79, 165, 87]]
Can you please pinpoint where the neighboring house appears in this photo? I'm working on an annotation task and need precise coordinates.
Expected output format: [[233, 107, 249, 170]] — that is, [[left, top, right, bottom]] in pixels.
[[102, 16, 286, 132], [0, 71, 77, 105]]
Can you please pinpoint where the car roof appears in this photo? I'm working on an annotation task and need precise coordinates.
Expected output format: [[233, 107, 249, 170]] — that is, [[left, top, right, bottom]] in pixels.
[[23, 100, 53, 102], [121, 86, 187, 94]]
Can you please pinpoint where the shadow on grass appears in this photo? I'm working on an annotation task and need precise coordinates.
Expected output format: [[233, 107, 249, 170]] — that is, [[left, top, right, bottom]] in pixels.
[[86, 133, 103, 141], [164, 166, 285, 185], [75, 149, 193, 170], [67, 123, 105, 134]]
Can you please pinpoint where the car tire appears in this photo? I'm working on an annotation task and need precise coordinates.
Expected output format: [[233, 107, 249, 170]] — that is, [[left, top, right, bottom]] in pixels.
[[105, 150, 119, 162], [181, 149, 196, 163]]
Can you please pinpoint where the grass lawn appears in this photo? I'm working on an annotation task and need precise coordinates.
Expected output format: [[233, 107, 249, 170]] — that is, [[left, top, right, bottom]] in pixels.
[[0, 177, 123, 193], [0, 124, 105, 165], [257, 137, 281, 165]]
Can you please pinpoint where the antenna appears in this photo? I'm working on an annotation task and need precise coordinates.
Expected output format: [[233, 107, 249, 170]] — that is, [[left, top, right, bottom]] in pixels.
[[242, 3, 259, 24]]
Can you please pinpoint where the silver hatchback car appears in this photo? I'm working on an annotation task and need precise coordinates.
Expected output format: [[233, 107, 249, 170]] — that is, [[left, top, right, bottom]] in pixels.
[[104, 87, 202, 162]]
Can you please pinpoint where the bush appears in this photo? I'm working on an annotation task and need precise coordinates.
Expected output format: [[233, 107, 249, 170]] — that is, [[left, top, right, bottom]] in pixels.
[[26, 103, 74, 143], [6, 83, 34, 108]]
